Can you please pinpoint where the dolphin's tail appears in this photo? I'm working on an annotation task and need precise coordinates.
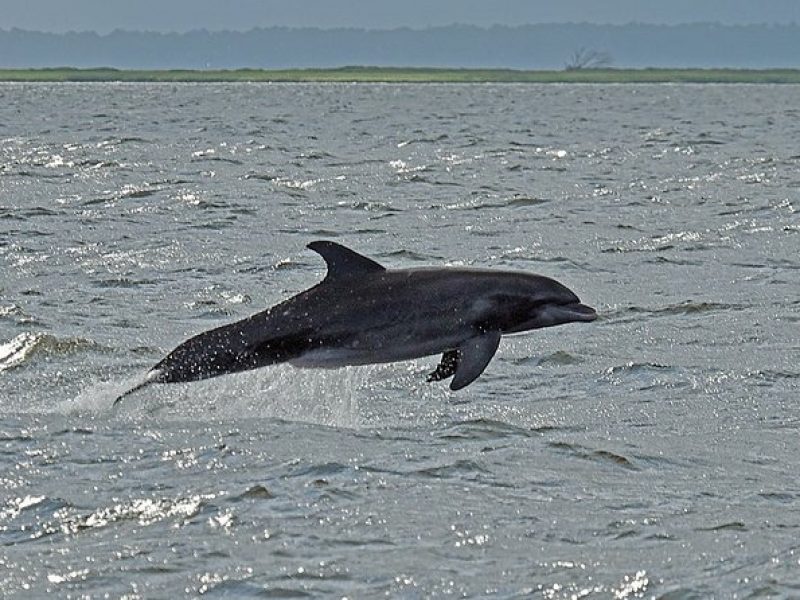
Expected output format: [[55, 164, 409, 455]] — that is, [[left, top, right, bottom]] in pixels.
[[113, 369, 163, 406]]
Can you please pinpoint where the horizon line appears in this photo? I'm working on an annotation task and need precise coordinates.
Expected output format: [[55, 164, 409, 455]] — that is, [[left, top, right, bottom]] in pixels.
[[3, 21, 799, 36]]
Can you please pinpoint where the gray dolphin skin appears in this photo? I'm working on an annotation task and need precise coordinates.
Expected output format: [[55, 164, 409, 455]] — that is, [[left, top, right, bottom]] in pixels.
[[113, 241, 597, 404]]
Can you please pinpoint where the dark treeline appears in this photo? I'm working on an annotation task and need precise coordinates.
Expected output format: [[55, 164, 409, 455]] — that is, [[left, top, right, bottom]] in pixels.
[[1, 23, 799, 69]]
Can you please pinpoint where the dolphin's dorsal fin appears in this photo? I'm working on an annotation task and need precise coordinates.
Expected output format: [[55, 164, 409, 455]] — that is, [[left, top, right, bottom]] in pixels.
[[308, 241, 385, 280]]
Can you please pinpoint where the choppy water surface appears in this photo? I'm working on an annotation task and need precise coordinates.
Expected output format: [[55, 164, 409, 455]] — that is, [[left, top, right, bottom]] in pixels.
[[1, 83, 798, 597]]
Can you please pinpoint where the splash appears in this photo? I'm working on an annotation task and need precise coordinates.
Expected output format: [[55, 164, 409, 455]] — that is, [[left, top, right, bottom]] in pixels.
[[62, 364, 376, 427], [58, 374, 153, 415], [174, 364, 369, 428]]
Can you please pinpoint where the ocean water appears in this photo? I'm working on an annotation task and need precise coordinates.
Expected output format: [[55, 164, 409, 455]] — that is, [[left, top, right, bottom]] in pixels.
[[1, 82, 798, 598]]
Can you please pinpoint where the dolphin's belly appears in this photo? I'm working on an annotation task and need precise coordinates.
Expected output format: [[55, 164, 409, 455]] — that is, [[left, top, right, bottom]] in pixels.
[[289, 333, 465, 368]]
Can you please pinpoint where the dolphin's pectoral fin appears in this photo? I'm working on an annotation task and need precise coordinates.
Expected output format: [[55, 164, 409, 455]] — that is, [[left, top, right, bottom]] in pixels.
[[307, 240, 386, 281], [427, 349, 459, 382], [426, 332, 501, 390], [450, 331, 502, 391]]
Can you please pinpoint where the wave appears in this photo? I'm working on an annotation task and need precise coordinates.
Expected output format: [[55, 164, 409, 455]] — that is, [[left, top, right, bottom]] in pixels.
[[439, 195, 550, 211], [548, 441, 638, 470], [0, 304, 41, 325], [3, 492, 220, 545], [0, 332, 99, 373], [510, 350, 584, 368], [436, 418, 538, 441], [603, 301, 748, 323]]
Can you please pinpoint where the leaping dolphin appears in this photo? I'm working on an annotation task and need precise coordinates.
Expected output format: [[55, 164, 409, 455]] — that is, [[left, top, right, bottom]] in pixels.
[[114, 241, 596, 404]]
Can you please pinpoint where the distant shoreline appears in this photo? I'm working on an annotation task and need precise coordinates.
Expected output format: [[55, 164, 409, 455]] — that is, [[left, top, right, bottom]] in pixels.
[[2, 67, 800, 83]]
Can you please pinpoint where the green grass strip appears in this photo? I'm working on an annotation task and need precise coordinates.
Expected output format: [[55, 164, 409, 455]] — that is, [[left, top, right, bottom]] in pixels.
[[2, 67, 800, 83]]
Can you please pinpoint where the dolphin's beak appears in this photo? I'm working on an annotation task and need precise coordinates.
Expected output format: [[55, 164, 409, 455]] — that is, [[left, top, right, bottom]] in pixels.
[[507, 301, 598, 333], [562, 302, 597, 322]]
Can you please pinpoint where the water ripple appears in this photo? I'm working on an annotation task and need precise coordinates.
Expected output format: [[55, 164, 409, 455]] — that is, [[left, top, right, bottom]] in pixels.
[[1, 82, 799, 598]]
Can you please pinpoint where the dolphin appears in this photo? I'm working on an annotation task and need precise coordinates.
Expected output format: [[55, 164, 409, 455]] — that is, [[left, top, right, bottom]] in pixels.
[[113, 241, 596, 404]]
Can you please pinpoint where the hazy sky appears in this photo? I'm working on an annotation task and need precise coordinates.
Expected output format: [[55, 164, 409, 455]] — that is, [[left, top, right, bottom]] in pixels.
[[2, 0, 799, 32]]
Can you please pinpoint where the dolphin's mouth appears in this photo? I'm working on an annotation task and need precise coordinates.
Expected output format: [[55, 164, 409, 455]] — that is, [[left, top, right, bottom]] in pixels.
[[507, 301, 598, 334], [559, 302, 598, 322]]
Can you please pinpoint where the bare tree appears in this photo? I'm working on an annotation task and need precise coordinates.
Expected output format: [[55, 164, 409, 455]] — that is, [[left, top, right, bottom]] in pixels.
[[564, 47, 613, 70]]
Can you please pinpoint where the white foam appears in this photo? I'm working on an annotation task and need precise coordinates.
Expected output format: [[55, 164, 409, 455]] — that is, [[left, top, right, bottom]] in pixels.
[[0, 332, 42, 373]]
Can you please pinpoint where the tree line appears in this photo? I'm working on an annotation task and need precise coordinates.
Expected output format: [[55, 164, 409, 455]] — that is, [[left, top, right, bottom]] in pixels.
[[1, 23, 798, 69]]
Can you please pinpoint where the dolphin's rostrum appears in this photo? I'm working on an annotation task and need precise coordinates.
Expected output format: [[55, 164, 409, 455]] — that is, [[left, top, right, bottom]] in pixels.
[[114, 241, 596, 404]]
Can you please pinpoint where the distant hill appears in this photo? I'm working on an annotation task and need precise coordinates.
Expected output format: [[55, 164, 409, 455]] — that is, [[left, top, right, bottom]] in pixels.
[[1, 23, 799, 69]]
